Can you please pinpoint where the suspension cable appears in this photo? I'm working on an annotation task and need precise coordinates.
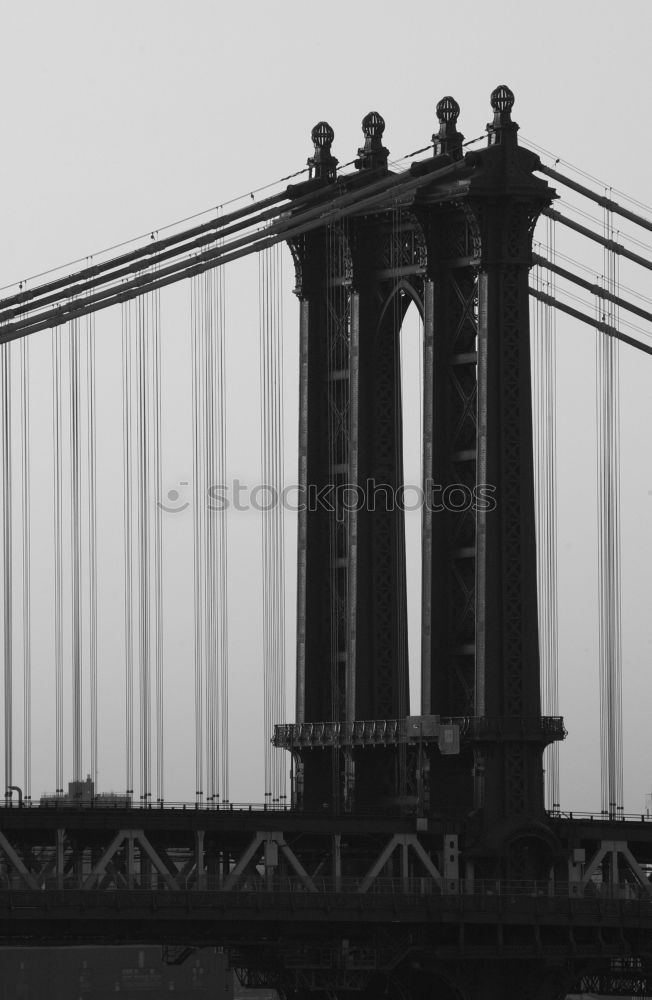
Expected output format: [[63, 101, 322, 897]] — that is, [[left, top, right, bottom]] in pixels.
[[596, 202, 623, 819], [0, 160, 471, 343], [52, 328, 64, 795], [20, 337, 31, 802], [528, 288, 652, 356], [543, 209, 652, 274], [122, 302, 135, 799], [191, 273, 205, 806], [135, 291, 152, 804], [152, 274, 164, 805], [217, 251, 230, 804], [532, 253, 652, 325], [70, 319, 82, 782], [537, 163, 652, 235], [259, 242, 287, 805], [532, 218, 560, 813], [87, 306, 98, 790], [2, 342, 12, 801], [200, 251, 230, 807]]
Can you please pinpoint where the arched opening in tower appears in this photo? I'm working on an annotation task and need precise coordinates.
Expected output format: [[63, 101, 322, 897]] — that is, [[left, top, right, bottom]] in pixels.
[[399, 298, 424, 716]]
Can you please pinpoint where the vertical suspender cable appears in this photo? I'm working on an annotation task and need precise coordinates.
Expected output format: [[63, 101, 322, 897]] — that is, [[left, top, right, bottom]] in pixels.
[[204, 268, 216, 805], [204, 257, 230, 807], [122, 302, 134, 799], [259, 243, 287, 805], [545, 216, 560, 812], [596, 199, 623, 818], [272, 242, 286, 803], [195, 253, 229, 808], [607, 199, 623, 817], [191, 275, 205, 805], [137, 292, 151, 804], [87, 305, 98, 790], [217, 254, 230, 804], [276, 241, 287, 804], [2, 341, 12, 801], [20, 336, 31, 802], [595, 273, 606, 814], [152, 273, 164, 805], [70, 319, 82, 783], [121, 282, 160, 806], [52, 328, 64, 795], [259, 250, 271, 802], [532, 220, 560, 813]]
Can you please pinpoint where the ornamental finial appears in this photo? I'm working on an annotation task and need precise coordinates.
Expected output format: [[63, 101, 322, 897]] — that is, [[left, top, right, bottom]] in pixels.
[[433, 96, 464, 159], [355, 111, 389, 171], [308, 122, 338, 181], [487, 85, 518, 146]]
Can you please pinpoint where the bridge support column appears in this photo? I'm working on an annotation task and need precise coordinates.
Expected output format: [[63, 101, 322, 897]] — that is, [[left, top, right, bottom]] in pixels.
[[398, 962, 574, 1000], [461, 88, 559, 856], [332, 833, 342, 891], [195, 829, 206, 890], [469, 963, 572, 1000], [289, 152, 411, 811], [126, 832, 135, 889], [56, 828, 64, 889]]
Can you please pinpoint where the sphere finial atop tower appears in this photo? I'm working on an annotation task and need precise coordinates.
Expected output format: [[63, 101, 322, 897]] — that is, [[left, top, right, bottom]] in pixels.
[[491, 85, 515, 116], [437, 96, 460, 126], [433, 96, 463, 159], [355, 111, 389, 171], [487, 85, 518, 146], [308, 121, 338, 181]]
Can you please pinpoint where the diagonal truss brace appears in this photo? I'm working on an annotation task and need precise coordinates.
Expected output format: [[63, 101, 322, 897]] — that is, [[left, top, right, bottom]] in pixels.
[[579, 840, 652, 896], [82, 829, 178, 891], [0, 830, 40, 889], [223, 831, 317, 892], [359, 834, 442, 893]]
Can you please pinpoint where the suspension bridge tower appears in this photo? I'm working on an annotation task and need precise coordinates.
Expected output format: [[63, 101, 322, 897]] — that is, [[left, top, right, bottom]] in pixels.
[[279, 83, 566, 921]]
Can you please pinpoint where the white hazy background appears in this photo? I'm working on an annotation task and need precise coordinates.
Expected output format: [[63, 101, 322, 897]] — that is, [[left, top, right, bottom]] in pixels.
[[0, 0, 651, 811]]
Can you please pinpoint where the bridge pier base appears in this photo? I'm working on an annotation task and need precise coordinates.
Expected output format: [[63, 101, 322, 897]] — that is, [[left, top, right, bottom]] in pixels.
[[393, 963, 572, 1000], [282, 965, 572, 1000], [280, 962, 570, 1000]]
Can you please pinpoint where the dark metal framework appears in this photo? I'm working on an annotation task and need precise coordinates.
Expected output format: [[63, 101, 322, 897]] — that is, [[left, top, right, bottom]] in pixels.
[[284, 89, 564, 864]]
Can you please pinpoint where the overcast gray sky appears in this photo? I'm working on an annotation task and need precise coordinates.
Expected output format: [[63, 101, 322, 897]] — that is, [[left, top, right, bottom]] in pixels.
[[1, 0, 652, 811]]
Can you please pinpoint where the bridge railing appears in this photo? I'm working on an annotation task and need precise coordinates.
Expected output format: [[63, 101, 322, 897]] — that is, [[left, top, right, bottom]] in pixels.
[[4, 800, 652, 823], [15, 799, 294, 812], [1, 874, 650, 899]]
